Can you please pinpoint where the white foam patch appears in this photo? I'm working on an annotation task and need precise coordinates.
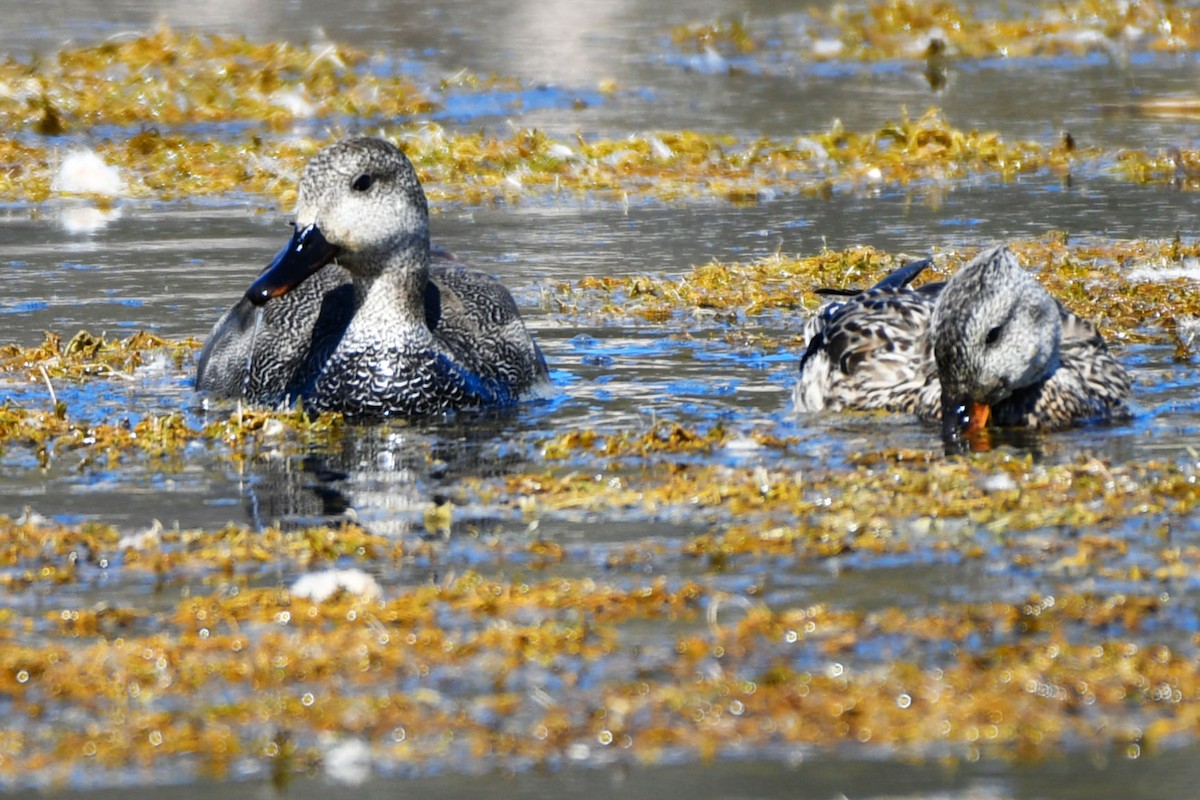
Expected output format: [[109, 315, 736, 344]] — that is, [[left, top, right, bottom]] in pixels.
[[53, 149, 124, 196], [978, 472, 1018, 493], [270, 90, 316, 117], [810, 38, 845, 58], [322, 737, 371, 786], [648, 135, 674, 161], [1127, 258, 1200, 283], [118, 520, 164, 551], [290, 568, 381, 603], [1175, 315, 1200, 349]]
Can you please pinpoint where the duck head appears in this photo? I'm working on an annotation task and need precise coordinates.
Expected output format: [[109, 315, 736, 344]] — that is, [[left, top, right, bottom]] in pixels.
[[246, 137, 430, 306], [932, 246, 1061, 446]]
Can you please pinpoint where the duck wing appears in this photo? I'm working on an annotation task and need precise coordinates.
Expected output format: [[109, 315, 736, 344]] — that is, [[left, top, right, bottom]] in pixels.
[[196, 264, 353, 404], [429, 260, 550, 391], [813, 257, 935, 297], [196, 247, 467, 405], [795, 279, 939, 416]]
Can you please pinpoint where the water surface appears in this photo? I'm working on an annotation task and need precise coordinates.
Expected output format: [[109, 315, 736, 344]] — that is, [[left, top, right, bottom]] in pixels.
[[3, 1, 1200, 796]]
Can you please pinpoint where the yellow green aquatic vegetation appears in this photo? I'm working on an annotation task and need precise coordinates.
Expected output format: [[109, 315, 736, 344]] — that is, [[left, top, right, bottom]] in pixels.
[[5, 132, 325, 203], [109, 131, 322, 202], [0, 330, 197, 383], [0, 564, 707, 776], [669, 18, 758, 56], [198, 404, 344, 456], [2, 524, 1199, 782], [540, 422, 734, 461], [503, 442, 1200, 560], [0, 330, 333, 468], [0, 514, 121, 588], [0, 399, 349, 471], [4, 411, 1200, 782], [0, 517, 386, 591], [560, 234, 1200, 345], [0, 408, 345, 480], [0, 23, 433, 134], [1113, 145, 1200, 190], [674, 0, 1200, 61], [682, 453, 1200, 566], [0, 403, 195, 469], [638, 594, 1200, 760], [167, 573, 703, 633], [572, 244, 912, 322], [0, 513, 564, 592], [121, 522, 408, 584], [0, 23, 1196, 210], [0, 108, 1077, 204]]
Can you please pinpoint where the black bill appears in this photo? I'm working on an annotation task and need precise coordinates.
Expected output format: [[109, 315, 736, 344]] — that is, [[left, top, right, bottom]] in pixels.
[[245, 223, 338, 306]]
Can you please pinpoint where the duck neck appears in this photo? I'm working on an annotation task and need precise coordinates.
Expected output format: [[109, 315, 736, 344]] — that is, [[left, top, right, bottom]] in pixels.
[[349, 234, 431, 334]]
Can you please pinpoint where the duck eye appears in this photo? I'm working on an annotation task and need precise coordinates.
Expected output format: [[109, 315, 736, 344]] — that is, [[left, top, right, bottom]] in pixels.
[[351, 173, 374, 192], [984, 324, 1003, 346]]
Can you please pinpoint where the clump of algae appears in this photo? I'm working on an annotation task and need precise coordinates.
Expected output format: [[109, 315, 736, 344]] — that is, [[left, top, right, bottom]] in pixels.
[[0, 329, 197, 382], [557, 233, 1200, 347], [674, 1, 1200, 61], [0, 22, 433, 134], [0, 329, 351, 469], [0, 107, 1077, 204]]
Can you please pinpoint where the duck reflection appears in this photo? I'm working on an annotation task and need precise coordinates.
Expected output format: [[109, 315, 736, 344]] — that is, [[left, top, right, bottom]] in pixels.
[[238, 409, 533, 536]]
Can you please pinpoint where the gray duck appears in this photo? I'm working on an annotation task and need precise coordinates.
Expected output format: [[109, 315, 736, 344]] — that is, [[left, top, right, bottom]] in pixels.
[[793, 245, 1131, 444], [196, 137, 549, 419]]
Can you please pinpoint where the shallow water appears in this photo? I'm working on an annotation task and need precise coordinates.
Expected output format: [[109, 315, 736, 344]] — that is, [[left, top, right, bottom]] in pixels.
[[5, 0, 1200, 797]]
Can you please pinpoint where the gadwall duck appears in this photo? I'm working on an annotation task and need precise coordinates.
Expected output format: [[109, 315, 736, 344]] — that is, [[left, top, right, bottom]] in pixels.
[[794, 246, 1131, 444], [196, 137, 548, 419]]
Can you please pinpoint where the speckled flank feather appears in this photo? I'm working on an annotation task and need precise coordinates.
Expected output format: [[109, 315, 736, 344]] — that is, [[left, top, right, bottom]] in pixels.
[[794, 246, 1132, 431], [195, 264, 353, 404], [794, 259, 940, 416], [196, 137, 548, 419]]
